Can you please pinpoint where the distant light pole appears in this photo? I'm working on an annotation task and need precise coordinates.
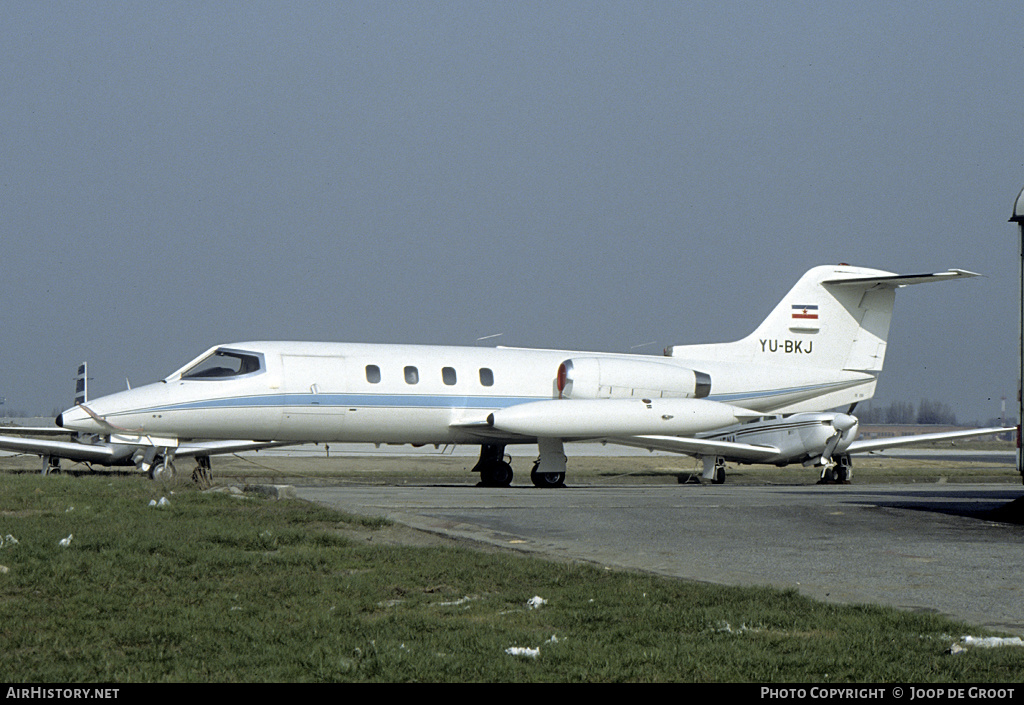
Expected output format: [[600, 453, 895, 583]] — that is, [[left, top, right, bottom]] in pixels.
[[1010, 187, 1024, 483]]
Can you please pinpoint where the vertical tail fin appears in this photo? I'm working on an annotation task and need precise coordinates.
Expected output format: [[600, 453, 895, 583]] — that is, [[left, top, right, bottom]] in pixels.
[[665, 265, 977, 412], [745, 265, 899, 374], [74, 363, 88, 406]]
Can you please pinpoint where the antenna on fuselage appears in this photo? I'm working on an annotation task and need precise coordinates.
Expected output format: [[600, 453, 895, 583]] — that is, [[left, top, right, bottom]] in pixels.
[[475, 333, 503, 345]]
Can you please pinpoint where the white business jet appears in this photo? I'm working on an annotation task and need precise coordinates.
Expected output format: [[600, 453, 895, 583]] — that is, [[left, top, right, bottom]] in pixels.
[[55, 264, 977, 487], [0, 363, 287, 478]]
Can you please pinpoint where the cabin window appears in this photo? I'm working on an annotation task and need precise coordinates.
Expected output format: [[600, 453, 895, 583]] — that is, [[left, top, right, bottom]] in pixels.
[[181, 349, 263, 380], [365, 365, 381, 384], [404, 366, 419, 384], [479, 367, 494, 387], [442, 367, 457, 386]]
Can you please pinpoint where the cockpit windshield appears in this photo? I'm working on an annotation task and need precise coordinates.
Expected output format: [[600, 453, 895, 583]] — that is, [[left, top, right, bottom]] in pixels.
[[179, 348, 264, 380]]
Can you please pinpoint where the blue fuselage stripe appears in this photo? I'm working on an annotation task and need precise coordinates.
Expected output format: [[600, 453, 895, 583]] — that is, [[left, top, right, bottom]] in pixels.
[[144, 393, 542, 413]]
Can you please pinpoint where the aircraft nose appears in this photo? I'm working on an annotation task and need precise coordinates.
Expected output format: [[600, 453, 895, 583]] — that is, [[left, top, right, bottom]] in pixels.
[[56, 404, 99, 433]]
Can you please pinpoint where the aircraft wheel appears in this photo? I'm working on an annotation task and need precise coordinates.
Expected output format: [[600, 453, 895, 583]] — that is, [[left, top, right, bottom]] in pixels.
[[151, 459, 176, 482], [712, 465, 726, 484], [836, 455, 852, 483], [480, 461, 513, 487], [530, 469, 565, 488], [42, 456, 61, 476]]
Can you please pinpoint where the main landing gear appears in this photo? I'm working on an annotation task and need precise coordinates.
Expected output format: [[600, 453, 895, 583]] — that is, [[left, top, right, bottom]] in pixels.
[[41, 455, 61, 476], [530, 437, 567, 488], [472, 442, 567, 488], [818, 454, 853, 484], [473, 444, 514, 487], [530, 462, 566, 488], [701, 456, 727, 484]]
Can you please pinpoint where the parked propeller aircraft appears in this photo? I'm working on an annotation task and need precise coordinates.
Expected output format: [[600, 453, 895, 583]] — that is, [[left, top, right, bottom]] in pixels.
[[0, 363, 286, 478], [613, 410, 1011, 484], [55, 264, 979, 487]]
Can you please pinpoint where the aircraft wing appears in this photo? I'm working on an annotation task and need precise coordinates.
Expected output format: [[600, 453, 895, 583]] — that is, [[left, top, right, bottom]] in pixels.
[[603, 435, 782, 462], [0, 434, 120, 464], [174, 440, 294, 457], [845, 427, 1012, 454], [0, 433, 292, 465], [0, 424, 72, 436]]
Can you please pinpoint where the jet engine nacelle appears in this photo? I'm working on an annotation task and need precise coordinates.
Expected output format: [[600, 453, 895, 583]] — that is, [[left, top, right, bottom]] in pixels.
[[556, 357, 711, 400]]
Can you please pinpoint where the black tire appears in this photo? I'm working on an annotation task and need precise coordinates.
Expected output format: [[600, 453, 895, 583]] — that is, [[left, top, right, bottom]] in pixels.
[[480, 461, 513, 487], [530, 469, 566, 488]]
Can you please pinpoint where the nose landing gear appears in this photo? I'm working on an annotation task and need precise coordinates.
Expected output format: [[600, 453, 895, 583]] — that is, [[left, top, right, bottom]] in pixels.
[[473, 444, 514, 487]]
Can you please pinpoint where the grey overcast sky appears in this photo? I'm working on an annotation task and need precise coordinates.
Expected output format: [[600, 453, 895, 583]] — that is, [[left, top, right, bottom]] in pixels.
[[1, 1, 1022, 424]]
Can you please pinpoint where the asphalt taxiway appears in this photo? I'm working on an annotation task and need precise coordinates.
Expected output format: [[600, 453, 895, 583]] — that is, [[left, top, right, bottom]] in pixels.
[[295, 480, 1024, 634]]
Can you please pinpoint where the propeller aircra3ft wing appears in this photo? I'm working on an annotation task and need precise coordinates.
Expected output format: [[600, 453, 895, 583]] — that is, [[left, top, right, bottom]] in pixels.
[[55, 264, 985, 486]]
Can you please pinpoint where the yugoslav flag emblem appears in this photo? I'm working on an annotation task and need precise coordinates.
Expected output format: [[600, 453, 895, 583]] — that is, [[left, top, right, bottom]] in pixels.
[[792, 304, 819, 321]]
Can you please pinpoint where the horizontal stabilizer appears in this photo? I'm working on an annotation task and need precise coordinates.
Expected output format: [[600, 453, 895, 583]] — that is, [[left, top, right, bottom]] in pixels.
[[823, 269, 979, 287]]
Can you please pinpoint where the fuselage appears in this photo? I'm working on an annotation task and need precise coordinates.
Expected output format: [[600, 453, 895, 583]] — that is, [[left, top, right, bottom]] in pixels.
[[58, 342, 583, 444], [55, 340, 872, 445]]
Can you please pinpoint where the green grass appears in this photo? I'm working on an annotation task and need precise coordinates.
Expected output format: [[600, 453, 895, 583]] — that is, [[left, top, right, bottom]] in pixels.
[[0, 473, 1021, 682]]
